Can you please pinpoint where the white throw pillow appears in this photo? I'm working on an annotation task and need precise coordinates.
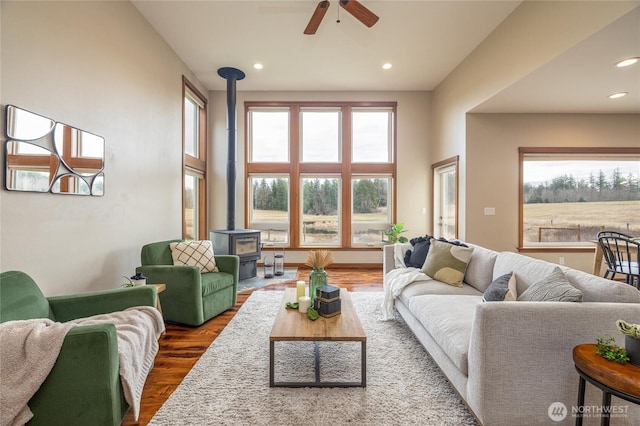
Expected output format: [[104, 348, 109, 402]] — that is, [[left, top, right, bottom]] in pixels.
[[169, 240, 219, 273]]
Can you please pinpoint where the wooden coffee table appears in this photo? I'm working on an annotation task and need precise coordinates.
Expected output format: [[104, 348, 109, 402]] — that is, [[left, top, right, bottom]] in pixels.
[[269, 288, 367, 387]]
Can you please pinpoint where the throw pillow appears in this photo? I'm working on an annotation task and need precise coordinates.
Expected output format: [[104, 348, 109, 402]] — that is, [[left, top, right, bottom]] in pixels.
[[421, 239, 474, 287], [517, 267, 582, 302], [406, 236, 433, 268], [482, 272, 517, 302], [169, 240, 219, 273]]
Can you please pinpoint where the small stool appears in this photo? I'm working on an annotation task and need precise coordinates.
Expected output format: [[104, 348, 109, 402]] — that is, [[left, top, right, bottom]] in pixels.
[[573, 344, 640, 426]]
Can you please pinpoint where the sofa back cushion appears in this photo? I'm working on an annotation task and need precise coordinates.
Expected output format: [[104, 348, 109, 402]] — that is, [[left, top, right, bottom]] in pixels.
[[463, 244, 499, 293], [0, 271, 54, 322], [494, 251, 640, 303], [141, 239, 182, 266]]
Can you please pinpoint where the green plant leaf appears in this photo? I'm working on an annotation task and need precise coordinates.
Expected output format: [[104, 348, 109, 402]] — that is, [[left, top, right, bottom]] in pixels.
[[307, 307, 319, 321]]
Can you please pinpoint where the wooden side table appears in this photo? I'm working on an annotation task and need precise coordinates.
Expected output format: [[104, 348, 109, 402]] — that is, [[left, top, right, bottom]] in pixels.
[[573, 344, 640, 426], [152, 283, 166, 314]]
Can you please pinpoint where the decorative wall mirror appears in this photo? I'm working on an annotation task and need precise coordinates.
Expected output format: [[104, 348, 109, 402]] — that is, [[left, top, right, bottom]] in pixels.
[[4, 105, 105, 196]]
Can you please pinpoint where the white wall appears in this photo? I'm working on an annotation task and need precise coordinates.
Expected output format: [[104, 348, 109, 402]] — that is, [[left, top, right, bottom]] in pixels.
[[0, 1, 207, 295], [208, 90, 431, 265], [466, 113, 640, 272]]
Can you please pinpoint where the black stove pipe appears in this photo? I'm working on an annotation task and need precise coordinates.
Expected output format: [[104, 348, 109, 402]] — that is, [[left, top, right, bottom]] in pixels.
[[217, 67, 245, 231]]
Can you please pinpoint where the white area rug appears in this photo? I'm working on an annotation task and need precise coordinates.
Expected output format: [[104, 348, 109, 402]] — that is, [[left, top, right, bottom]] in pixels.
[[149, 291, 477, 426]]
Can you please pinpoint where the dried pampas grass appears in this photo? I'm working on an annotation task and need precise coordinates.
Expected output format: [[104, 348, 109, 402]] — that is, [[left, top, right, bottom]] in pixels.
[[305, 250, 333, 270]]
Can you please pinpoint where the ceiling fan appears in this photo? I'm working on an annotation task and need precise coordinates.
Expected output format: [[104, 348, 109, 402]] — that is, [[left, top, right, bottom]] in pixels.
[[304, 0, 379, 35]]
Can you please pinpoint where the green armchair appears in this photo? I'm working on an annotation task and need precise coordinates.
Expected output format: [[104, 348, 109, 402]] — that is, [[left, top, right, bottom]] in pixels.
[[136, 239, 239, 326], [0, 270, 157, 426]]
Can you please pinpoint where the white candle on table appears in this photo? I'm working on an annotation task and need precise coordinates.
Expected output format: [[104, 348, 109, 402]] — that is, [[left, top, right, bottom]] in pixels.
[[298, 296, 311, 313], [296, 280, 306, 301]]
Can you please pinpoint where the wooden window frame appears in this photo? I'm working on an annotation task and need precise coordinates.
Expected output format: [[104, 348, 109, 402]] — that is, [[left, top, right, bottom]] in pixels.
[[518, 147, 640, 252], [431, 155, 459, 239], [245, 101, 397, 250], [182, 76, 208, 240]]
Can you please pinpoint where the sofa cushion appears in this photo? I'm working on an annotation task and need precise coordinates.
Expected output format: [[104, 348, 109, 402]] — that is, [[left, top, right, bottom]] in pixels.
[[398, 279, 482, 306], [482, 272, 517, 302], [464, 244, 499, 292], [517, 267, 582, 302], [408, 294, 481, 375], [494, 252, 561, 296], [170, 240, 219, 273], [201, 272, 235, 297], [422, 239, 474, 287], [562, 268, 640, 303]]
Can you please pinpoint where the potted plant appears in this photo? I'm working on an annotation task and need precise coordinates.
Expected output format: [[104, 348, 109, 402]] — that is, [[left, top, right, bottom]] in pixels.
[[130, 272, 147, 286], [617, 319, 640, 366], [382, 222, 409, 244]]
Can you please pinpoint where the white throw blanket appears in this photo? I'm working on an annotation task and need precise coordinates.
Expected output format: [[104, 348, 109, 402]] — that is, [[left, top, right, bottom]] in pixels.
[[0, 319, 75, 426], [0, 306, 165, 426], [380, 267, 427, 320]]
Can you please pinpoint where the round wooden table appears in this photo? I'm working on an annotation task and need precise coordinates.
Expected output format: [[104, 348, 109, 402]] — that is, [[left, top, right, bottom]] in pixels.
[[573, 344, 640, 426]]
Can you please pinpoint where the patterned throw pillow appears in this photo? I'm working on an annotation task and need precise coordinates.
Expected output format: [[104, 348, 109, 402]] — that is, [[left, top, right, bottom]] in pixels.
[[169, 240, 219, 273], [421, 239, 474, 287], [482, 272, 517, 302], [517, 267, 582, 302]]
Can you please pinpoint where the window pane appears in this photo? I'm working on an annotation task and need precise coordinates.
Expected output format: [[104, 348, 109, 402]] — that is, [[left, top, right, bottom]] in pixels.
[[301, 110, 340, 162], [250, 110, 289, 162], [249, 175, 290, 245], [352, 110, 392, 163], [523, 157, 639, 245], [301, 177, 340, 246], [184, 96, 198, 157], [352, 177, 391, 245], [184, 173, 198, 241]]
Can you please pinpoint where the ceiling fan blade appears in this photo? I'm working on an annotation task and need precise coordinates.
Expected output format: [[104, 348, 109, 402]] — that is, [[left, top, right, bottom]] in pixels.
[[304, 1, 330, 35], [339, 0, 379, 28], [340, 0, 380, 28]]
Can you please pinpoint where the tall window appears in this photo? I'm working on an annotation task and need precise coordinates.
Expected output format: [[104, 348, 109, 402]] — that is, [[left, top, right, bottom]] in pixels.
[[182, 77, 207, 240], [246, 102, 397, 248], [432, 156, 458, 239], [519, 148, 640, 248]]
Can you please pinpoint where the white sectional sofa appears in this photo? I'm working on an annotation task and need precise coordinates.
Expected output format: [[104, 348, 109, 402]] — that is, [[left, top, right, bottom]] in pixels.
[[383, 241, 640, 425]]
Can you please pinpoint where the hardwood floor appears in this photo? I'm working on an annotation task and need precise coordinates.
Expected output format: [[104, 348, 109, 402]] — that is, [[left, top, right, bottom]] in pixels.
[[122, 268, 383, 425]]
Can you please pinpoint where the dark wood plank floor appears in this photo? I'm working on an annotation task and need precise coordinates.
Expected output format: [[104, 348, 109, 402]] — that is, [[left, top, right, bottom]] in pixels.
[[122, 267, 383, 425]]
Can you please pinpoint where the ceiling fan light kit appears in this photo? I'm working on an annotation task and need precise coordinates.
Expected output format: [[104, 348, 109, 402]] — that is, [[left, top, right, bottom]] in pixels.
[[304, 0, 379, 35]]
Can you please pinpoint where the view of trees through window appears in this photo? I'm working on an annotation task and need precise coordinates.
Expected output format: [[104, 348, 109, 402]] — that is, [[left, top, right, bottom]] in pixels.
[[246, 102, 396, 248], [522, 153, 639, 245]]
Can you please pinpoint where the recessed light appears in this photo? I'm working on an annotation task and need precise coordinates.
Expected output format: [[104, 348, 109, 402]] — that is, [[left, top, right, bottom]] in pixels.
[[608, 92, 628, 99], [615, 57, 639, 68], [382, 63, 392, 70], [253, 63, 263, 70]]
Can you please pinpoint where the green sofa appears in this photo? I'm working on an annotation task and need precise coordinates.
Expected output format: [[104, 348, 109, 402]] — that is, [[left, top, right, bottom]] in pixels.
[[136, 239, 239, 326], [0, 270, 157, 426]]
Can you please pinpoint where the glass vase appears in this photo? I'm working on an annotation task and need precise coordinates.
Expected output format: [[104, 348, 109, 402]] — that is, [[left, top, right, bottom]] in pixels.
[[309, 268, 328, 304]]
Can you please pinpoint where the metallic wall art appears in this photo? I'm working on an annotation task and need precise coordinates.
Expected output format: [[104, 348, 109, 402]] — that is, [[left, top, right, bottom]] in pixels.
[[4, 105, 105, 196]]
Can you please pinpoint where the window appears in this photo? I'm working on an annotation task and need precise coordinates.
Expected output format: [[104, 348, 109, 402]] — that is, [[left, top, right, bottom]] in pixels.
[[352, 176, 392, 245], [182, 77, 207, 240], [432, 157, 458, 239], [249, 175, 290, 244], [246, 102, 397, 248], [301, 176, 341, 245], [519, 148, 640, 248]]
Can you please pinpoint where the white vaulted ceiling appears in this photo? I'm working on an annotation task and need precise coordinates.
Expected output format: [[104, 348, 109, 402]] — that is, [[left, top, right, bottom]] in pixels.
[[132, 1, 640, 113]]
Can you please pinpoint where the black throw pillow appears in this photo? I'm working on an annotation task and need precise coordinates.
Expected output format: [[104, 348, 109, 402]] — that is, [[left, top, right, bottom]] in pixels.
[[405, 235, 433, 268]]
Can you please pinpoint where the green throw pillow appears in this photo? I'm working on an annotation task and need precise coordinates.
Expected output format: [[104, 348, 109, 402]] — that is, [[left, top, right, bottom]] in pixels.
[[421, 239, 474, 287], [517, 267, 582, 302]]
